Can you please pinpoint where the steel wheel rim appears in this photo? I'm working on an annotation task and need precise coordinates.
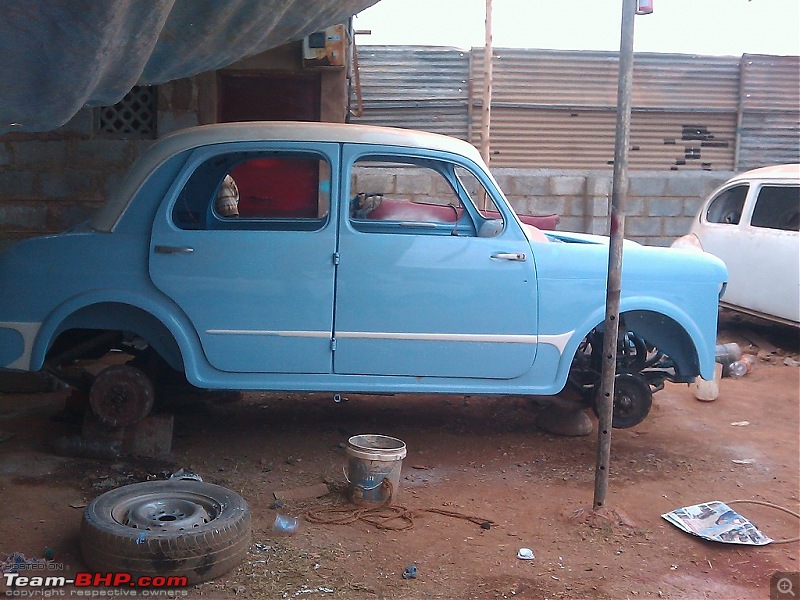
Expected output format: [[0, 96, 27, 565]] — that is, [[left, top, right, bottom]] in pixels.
[[110, 491, 221, 532]]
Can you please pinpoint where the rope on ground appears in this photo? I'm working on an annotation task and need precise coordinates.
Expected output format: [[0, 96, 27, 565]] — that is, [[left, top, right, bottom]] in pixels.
[[726, 499, 800, 544], [305, 504, 494, 532]]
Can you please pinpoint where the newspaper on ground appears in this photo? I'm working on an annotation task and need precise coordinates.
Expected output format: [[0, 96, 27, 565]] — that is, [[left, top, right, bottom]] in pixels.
[[661, 500, 772, 545]]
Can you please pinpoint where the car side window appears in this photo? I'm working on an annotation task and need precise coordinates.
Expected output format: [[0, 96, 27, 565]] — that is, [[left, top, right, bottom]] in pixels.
[[705, 185, 748, 225], [750, 185, 800, 232], [172, 152, 330, 231], [348, 156, 500, 237]]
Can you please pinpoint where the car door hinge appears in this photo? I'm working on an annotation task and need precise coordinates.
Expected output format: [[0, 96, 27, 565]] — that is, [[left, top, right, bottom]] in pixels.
[[331, 338, 337, 351], [332, 252, 340, 265]]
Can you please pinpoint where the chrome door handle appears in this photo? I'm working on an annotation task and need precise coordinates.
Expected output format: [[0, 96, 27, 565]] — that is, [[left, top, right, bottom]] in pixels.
[[155, 245, 194, 254], [491, 252, 526, 261]]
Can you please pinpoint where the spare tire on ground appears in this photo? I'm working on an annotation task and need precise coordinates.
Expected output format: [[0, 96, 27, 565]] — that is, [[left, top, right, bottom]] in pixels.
[[80, 480, 251, 585]]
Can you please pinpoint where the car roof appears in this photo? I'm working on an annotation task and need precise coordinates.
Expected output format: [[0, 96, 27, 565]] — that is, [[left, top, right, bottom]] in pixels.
[[92, 122, 486, 232], [727, 163, 800, 183], [155, 121, 484, 160]]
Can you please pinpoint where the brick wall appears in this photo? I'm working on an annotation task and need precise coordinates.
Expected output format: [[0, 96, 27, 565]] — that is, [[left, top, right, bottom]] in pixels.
[[0, 79, 197, 250]]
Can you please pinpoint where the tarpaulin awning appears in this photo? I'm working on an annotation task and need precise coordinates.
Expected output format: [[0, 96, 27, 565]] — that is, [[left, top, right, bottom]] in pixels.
[[0, 0, 379, 134]]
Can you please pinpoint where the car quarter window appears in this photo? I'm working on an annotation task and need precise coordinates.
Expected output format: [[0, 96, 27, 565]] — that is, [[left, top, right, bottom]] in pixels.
[[348, 156, 502, 237], [750, 185, 800, 232], [172, 151, 330, 231], [705, 184, 748, 225]]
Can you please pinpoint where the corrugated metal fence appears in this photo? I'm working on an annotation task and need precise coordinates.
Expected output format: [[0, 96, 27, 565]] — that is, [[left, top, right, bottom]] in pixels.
[[349, 46, 799, 171]]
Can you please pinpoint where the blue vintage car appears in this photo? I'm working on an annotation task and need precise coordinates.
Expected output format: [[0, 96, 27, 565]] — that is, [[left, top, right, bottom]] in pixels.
[[0, 122, 727, 428]]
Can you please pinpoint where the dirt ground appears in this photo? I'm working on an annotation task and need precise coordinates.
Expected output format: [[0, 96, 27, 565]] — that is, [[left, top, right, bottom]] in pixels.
[[0, 310, 798, 599]]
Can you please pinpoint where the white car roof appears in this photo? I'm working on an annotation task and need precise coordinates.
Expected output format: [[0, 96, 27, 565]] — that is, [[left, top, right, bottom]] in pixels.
[[727, 163, 800, 183], [93, 122, 486, 232]]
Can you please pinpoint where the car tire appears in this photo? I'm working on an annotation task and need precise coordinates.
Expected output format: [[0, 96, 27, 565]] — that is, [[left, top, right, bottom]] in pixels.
[[80, 480, 251, 584]]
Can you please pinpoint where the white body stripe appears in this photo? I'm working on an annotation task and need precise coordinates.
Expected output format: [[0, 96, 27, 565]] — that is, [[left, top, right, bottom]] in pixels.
[[0, 321, 42, 370]]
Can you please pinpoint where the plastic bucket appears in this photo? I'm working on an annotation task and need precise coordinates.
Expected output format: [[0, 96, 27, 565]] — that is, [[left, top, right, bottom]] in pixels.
[[345, 434, 407, 507]]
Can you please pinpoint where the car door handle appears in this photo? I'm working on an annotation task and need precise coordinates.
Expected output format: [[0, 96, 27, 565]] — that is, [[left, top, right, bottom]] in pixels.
[[491, 252, 526, 261], [155, 245, 194, 254]]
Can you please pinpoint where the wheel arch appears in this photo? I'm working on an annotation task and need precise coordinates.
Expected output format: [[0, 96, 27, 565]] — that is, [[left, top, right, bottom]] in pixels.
[[556, 300, 711, 389], [32, 291, 200, 373]]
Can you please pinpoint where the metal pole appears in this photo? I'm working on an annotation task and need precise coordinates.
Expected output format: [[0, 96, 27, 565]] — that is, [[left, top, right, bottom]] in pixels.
[[480, 0, 493, 170], [593, 0, 637, 511]]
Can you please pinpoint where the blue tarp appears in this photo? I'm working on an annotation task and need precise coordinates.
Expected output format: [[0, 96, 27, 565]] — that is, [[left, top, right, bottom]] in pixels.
[[0, 0, 378, 133]]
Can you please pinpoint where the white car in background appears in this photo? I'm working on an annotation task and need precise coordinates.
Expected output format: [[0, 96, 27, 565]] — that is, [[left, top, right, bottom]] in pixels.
[[674, 164, 800, 327]]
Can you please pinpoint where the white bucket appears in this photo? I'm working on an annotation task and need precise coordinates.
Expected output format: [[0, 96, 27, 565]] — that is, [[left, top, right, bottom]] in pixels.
[[345, 434, 407, 507]]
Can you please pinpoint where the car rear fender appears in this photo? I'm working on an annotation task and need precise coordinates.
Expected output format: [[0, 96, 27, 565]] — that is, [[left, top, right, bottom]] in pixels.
[[31, 290, 201, 374]]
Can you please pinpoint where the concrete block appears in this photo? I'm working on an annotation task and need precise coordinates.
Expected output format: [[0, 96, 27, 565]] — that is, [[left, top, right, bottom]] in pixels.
[[0, 171, 35, 196], [509, 174, 549, 196], [493, 172, 516, 193], [352, 169, 396, 194], [131, 139, 157, 160], [506, 197, 526, 215], [587, 216, 609, 236], [663, 216, 695, 236], [47, 202, 97, 231], [586, 176, 612, 197], [40, 169, 102, 199], [527, 196, 566, 216], [665, 175, 706, 197], [157, 111, 198, 136], [12, 140, 69, 167], [549, 175, 585, 197], [644, 236, 672, 248], [396, 170, 433, 195], [0, 203, 48, 229], [590, 196, 611, 217], [684, 197, 704, 217], [565, 197, 585, 217], [648, 198, 684, 217], [629, 176, 668, 196], [625, 197, 645, 217], [626, 216, 662, 237], [73, 139, 129, 166], [556, 216, 584, 233]]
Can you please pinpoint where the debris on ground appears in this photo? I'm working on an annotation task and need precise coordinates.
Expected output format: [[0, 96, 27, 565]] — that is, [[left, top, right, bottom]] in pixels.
[[517, 548, 535, 560], [402, 565, 418, 579], [169, 467, 203, 481]]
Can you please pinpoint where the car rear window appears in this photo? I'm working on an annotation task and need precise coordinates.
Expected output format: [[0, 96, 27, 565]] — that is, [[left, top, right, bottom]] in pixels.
[[706, 184, 748, 225]]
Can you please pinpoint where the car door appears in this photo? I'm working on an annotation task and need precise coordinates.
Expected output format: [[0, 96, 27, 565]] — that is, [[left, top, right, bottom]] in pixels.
[[735, 183, 799, 322], [149, 142, 339, 374], [699, 181, 800, 323], [333, 146, 538, 379]]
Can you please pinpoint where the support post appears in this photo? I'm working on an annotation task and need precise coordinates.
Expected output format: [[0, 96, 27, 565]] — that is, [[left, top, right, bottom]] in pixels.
[[480, 0, 493, 175], [593, 0, 637, 511]]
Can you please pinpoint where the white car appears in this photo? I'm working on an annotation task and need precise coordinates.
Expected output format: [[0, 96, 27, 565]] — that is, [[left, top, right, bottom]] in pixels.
[[674, 164, 800, 327]]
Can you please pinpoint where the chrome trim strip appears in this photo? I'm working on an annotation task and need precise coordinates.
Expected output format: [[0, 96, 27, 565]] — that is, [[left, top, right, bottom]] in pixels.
[[337, 330, 575, 354], [205, 329, 575, 354], [206, 330, 330, 338]]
